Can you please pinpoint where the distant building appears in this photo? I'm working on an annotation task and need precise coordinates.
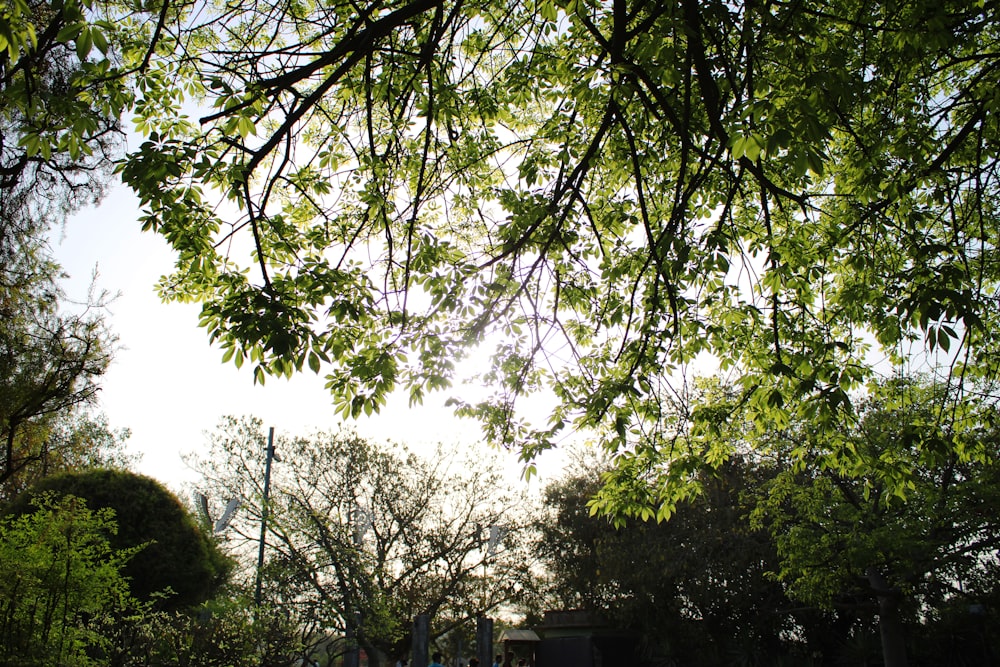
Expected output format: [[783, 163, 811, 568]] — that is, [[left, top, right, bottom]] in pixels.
[[498, 628, 540, 667], [533, 610, 639, 667]]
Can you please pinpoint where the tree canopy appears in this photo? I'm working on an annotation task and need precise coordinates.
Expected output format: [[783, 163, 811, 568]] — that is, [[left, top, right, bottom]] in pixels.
[[536, 453, 803, 664], [751, 377, 1000, 666], [9, 468, 232, 610], [120, 0, 1000, 483], [537, 388, 1000, 667], [1, 0, 124, 246]]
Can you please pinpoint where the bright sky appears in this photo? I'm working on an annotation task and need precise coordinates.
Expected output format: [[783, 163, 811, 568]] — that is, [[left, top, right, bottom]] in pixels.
[[52, 184, 563, 493]]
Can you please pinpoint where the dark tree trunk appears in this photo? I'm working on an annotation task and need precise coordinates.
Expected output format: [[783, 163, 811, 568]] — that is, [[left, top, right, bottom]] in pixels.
[[866, 567, 909, 667]]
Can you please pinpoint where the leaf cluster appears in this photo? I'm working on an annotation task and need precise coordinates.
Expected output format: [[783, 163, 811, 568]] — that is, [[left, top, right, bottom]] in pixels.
[[751, 377, 1000, 615], [0, 493, 139, 666]]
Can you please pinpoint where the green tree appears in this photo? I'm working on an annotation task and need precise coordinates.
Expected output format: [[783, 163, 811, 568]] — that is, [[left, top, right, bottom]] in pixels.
[[193, 417, 537, 667], [9, 468, 232, 611], [537, 452, 824, 665], [119, 0, 1000, 484], [1, 0, 161, 286], [0, 493, 138, 667], [2, 0, 116, 249], [750, 378, 1000, 666]]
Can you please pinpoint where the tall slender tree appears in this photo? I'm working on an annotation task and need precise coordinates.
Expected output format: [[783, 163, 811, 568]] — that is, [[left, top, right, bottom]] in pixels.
[[0, 249, 116, 500]]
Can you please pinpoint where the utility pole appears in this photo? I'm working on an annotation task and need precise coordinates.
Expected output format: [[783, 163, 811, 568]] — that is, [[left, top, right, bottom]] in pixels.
[[255, 426, 277, 608]]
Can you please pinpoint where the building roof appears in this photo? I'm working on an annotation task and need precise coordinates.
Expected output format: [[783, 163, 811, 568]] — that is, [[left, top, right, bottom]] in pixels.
[[499, 629, 540, 643]]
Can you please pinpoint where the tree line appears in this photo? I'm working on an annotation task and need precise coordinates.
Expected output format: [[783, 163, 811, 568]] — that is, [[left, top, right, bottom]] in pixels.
[[538, 377, 1000, 665], [2, 400, 998, 665], [0, 417, 533, 666]]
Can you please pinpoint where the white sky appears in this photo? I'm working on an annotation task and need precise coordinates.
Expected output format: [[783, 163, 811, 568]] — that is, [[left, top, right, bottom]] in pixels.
[[52, 184, 565, 493]]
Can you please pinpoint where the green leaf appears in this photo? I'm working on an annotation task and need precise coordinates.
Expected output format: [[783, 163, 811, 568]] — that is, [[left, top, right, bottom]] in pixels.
[[76, 26, 93, 60], [236, 115, 256, 139], [91, 26, 108, 55], [56, 21, 85, 43]]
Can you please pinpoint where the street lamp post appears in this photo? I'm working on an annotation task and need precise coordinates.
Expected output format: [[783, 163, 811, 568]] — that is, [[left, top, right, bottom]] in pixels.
[[477, 525, 502, 667], [345, 506, 370, 667], [254, 426, 278, 608]]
